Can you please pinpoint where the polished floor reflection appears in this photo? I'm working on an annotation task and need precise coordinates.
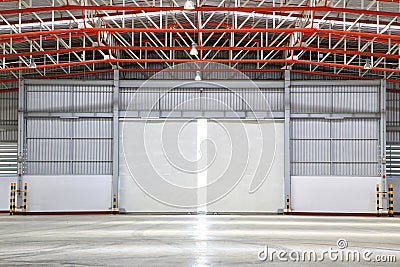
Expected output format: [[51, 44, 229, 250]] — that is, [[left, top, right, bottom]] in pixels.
[[0, 215, 399, 266]]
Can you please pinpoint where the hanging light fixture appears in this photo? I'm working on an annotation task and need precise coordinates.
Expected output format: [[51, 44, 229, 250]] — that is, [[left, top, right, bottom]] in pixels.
[[29, 57, 36, 68], [184, 0, 195, 10], [195, 70, 202, 81], [190, 43, 198, 56], [364, 59, 372, 70]]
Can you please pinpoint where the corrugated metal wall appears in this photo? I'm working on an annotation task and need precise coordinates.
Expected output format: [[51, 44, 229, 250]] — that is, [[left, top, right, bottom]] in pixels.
[[291, 85, 379, 114], [386, 92, 400, 177], [25, 118, 112, 175], [387, 92, 400, 143], [119, 88, 284, 112], [0, 90, 18, 175], [0, 79, 386, 179], [291, 119, 379, 176], [0, 90, 18, 142], [26, 84, 113, 113], [290, 84, 381, 177], [23, 83, 113, 175]]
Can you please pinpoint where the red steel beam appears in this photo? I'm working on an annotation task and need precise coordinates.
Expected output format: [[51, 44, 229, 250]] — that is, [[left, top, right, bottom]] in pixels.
[[1, 28, 400, 41], [1, 5, 400, 18], [2, 30, 400, 48], [2, 45, 400, 60], [1, 20, 399, 45], [3, 31, 400, 48]]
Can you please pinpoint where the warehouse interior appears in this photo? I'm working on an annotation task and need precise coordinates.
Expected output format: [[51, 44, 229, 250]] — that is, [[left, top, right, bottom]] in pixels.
[[1, 0, 400, 266]]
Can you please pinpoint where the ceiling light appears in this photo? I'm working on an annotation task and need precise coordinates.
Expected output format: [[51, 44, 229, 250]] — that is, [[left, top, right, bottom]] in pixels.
[[195, 70, 202, 81], [364, 59, 372, 70], [190, 43, 198, 56], [29, 58, 36, 68], [286, 55, 299, 60], [104, 55, 116, 60], [184, 0, 195, 10]]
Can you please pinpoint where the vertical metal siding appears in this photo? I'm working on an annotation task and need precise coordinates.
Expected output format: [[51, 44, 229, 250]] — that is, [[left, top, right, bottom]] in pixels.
[[161, 89, 200, 111], [387, 132, 400, 143], [0, 91, 18, 124], [119, 87, 284, 113], [333, 86, 379, 113], [26, 84, 113, 113], [26, 85, 71, 112], [291, 83, 381, 177], [386, 92, 400, 144], [0, 91, 18, 143], [0, 91, 18, 174], [291, 86, 332, 114], [291, 118, 380, 176], [73, 85, 113, 113], [24, 117, 112, 175], [387, 92, 400, 127], [291, 119, 331, 176], [0, 130, 18, 142], [21, 80, 384, 178], [291, 85, 379, 114]]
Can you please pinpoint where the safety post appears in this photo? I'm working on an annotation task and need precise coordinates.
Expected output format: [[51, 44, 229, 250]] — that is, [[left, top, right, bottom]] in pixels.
[[23, 183, 28, 215], [376, 184, 380, 217], [388, 184, 394, 217], [9, 182, 28, 215], [9, 183, 14, 215], [285, 195, 291, 214], [13, 183, 17, 214], [12, 183, 16, 215], [113, 194, 117, 214]]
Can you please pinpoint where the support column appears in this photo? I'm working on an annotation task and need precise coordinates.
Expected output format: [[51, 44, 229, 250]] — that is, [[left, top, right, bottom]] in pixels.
[[380, 79, 387, 204], [284, 69, 291, 211], [17, 79, 25, 207], [112, 69, 120, 210]]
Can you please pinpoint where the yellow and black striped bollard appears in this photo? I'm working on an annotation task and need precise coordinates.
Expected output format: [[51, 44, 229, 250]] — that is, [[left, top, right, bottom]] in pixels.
[[285, 195, 290, 214], [388, 184, 394, 217], [9, 183, 13, 215], [113, 195, 117, 215], [23, 183, 28, 215], [12, 183, 16, 215], [376, 184, 380, 217]]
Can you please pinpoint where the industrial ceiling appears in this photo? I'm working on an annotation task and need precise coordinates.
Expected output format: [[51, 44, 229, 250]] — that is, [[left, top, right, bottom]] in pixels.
[[0, 0, 399, 90]]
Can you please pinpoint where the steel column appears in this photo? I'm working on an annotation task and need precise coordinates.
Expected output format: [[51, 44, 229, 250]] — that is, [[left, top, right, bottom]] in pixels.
[[380, 79, 387, 206], [112, 68, 120, 210], [17, 79, 25, 207], [284, 69, 291, 210]]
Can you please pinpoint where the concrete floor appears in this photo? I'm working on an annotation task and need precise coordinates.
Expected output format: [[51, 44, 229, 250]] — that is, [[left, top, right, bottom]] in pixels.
[[0, 215, 399, 266]]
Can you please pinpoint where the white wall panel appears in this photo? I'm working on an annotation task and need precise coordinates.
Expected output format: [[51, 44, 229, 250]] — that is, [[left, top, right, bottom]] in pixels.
[[207, 120, 284, 213], [119, 119, 198, 212], [120, 119, 284, 213], [292, 176, 381, 213], [23, 175, 112, 212], [387, 178, 400, 213]]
